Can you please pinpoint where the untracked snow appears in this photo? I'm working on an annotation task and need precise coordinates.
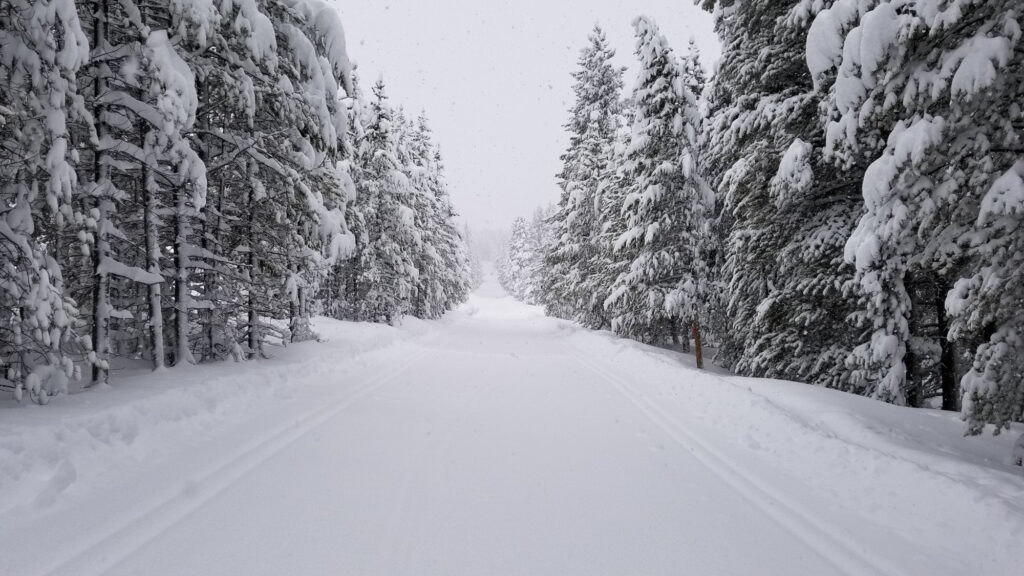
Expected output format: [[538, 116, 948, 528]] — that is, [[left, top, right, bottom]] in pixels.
[[2, 271, 1021, 576]]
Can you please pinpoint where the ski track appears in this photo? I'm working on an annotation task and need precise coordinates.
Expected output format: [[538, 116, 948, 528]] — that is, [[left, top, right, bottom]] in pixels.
[[565, 347, 906, 576], [39, 347, 428, 576]]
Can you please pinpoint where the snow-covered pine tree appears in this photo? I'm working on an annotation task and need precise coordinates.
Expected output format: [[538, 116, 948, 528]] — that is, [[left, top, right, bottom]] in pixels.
[[0, 0, 90, 400], [323, 69, 369, 321], [682, 38, 707, 98], [462, 223, 485, 291], [279, 1, 354, 343], [527, 207, 557, 306], [498, 217, 531, 301], [160, 0, 278, 363], [809, 0, 1023, 415], [499, 209, 553, 304], [696, 0, 861, 387], [74, 0, 208, 380], [428, 143, 473, 312], [543, 25, 625, 328], [148, 0, 225, 367], [948, 158, 1024, 438], [402, 113, 438, 318], [405, 113, 470, 318], [604, 16, 709, 348], [350, 80, 418, 323], [207, 0, 352, 356], [325, 95, 467, 323], [581, 100, 634, 330]]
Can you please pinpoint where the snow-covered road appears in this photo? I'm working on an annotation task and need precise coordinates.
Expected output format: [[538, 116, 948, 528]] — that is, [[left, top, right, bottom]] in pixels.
[[4, 275, 1022, 575]]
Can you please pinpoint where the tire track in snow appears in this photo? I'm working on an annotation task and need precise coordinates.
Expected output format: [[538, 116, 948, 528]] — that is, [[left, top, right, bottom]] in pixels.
[[565, 347, 906, 576], [38, 345, 428, 576]]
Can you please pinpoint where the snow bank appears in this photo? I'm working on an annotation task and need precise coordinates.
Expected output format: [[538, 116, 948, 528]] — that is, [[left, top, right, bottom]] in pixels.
[[0, 316, 431, 518], [563, 324, 1024, 575]]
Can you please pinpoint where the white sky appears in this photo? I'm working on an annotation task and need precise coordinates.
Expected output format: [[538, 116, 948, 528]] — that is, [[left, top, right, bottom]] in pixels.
[[332, 1, 721, 231]]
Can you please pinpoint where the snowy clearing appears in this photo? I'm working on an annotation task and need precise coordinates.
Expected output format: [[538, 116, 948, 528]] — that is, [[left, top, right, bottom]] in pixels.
[[2, 274, 1021, 576]]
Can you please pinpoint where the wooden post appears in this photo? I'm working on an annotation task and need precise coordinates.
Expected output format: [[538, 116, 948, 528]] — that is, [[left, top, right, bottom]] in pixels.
[[691, 318, 704, 370]]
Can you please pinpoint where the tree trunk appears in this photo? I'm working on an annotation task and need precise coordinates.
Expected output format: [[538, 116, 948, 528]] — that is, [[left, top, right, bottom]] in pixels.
[[201, 197, 214, 360], [209, 174, 226, 357], [143, 156, 165, 370], [174, 187, 193, 366], [89, 0, 111, 386], [196, 78, 215, 362], [246, 167, 260, 359], [936, 279, 959, 411], [677, 318, 690, 353], [692, 317, 704, 370], [349, 260, 358, 315], [90, 201, 111, 385], [325, 268, 336, 318], [289, 278, 298, 344]]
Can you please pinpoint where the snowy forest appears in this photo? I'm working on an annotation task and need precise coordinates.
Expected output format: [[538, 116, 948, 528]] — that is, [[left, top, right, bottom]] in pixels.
[[3, 2, 1023, 573], [1, 0, 473, 403], [499, 2, 1023, 440]]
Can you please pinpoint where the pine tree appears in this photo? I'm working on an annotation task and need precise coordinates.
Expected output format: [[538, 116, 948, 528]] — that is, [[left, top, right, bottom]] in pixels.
[[543, 25, 625, 328], [809, 0, 1023, 415], [948, 160, 1024, 436], [406, 113, 470, 317], [499, 209, 553, 304], [351, 80, 418, 323], [404, 114, 438, 318], [682, 38, 707, 98], [172, 0, 278, 363], [462, 223, 485, 291], [499, 217, 532, 301], [323, 70, 369, 321], [202, 0, 353, 357], [582, 102, 634, 331], [604, 16, 709, 347], [73, 0, 209, 381], [0, 0, 90, 400], [697, 0, 861, 387]]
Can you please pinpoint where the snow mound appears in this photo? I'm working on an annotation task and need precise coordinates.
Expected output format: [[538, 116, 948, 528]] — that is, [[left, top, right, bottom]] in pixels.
[[0, 317, 429, 517], [564, 326, 1024, 575]]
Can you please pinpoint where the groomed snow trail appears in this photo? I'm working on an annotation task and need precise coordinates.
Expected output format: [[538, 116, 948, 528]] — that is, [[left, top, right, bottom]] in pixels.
[[5, 273, 1022, 575]]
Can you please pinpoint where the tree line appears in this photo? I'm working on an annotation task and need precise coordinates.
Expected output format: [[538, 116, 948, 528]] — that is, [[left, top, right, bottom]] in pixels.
[[1, 0, 471, 403], [500, 2, 1023, 440]]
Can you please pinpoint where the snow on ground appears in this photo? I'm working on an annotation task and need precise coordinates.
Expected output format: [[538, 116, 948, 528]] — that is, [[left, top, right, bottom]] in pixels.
[[2, 272, 1022, 576]]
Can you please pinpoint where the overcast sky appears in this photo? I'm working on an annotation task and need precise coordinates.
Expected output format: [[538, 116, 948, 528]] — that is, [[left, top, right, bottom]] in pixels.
[[332, 1, 721, 232]]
